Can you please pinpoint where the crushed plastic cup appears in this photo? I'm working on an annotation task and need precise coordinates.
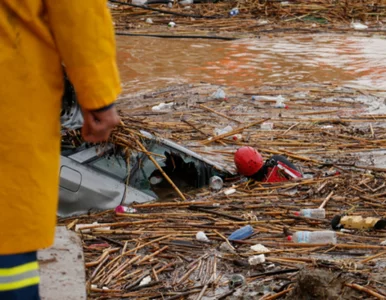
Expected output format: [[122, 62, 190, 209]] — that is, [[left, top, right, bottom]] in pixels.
[[145, 18, 153, 24], [168, 21, 176, 28], [209, 176, 223, 191]]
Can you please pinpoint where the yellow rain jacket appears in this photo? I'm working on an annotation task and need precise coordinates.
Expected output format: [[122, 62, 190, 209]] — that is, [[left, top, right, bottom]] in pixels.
[[0, 1, 121, 254]]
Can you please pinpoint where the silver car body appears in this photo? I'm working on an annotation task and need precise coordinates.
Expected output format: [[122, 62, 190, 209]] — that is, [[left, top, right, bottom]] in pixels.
[[59, 130, 231, 217], [59, 81, 231, 217]]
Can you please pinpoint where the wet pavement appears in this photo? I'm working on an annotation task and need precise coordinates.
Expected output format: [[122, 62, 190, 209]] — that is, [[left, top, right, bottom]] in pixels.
[[117, 34, 386, 96]]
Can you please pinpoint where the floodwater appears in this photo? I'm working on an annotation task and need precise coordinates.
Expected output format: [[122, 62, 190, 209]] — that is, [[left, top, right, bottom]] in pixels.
[[117, 34, 386, 95]]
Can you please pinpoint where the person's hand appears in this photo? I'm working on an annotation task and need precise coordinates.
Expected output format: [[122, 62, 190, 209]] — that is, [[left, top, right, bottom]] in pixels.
[[81, 105, 120, 143]]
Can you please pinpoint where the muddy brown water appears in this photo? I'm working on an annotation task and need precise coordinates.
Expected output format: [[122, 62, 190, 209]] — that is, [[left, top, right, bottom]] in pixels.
[[117, 34, 386, 95]]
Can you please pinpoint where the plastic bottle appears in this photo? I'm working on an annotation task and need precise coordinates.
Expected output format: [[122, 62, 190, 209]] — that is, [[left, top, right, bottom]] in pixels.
[[229, 8, 239, 16], [228, 225, 254, 241], [289, 231, 337, 244], [273, 95, 288, 108], [295, 208, 325, 219], [209, 176, 223, 191], [214, 125, 233, 136], [115, 205, 137, 214]]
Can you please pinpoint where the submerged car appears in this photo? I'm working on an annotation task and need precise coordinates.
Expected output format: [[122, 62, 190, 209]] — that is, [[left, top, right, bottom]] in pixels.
[[59, 79, 231, 217]]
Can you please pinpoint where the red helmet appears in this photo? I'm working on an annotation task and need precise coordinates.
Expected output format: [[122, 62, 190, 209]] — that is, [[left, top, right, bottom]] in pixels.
[[234, 146, 263, 176]]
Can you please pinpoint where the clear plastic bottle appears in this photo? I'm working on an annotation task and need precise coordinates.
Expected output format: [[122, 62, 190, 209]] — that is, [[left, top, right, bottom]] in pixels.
[[273, 95, 288, 108], [209, 176, 223, 191], [295, 208, 325, 219], [228, 225, 254, 241], [229, 8, 239, 16], [290, 231, 337, 244]]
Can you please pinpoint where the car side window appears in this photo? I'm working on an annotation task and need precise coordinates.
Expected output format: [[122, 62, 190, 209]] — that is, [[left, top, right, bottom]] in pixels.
[[130, 141, 206, 199], [88, 151, 128, 181], [129, 143, 168, 192]]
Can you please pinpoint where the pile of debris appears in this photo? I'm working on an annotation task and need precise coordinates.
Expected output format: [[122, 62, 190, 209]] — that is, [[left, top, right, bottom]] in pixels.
[[60, 83, 386, 299], [109, 0, 386, 38]]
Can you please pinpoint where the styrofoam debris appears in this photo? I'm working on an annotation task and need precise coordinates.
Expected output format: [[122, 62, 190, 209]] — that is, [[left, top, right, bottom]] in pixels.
[[91, 222, 110, 232], [139, 275, 152, 286], [257, 19, 269, 25], [75, 222, 110, 232], [196, 231, 210, 242], [248, 254, 266, 265], [152, 102, 174, 111], [260, 122, 274, 130], [75, 224, 91, 233], [250, 244, 270, 253], [224, 188, 236, 195], [351, 22, 368, 30]]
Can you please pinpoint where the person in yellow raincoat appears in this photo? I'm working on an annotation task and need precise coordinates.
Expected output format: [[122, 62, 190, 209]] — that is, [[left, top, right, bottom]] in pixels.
[[0, 1, 121, 298]]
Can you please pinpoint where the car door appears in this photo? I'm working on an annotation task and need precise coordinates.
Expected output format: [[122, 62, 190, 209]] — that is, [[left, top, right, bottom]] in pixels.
[[59, 146, 126, 217]]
